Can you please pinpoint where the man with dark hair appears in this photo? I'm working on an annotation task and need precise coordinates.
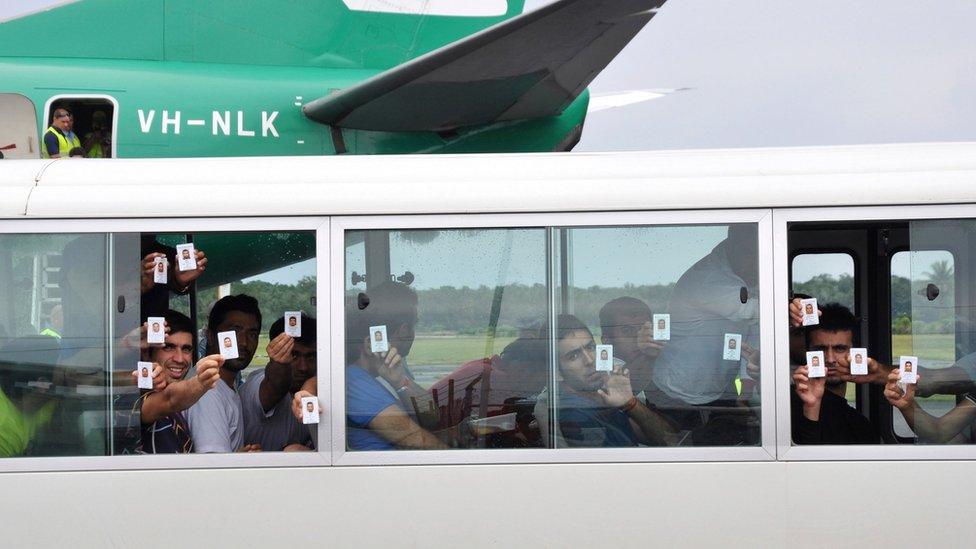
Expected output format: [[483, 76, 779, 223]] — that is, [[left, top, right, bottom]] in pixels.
[[42, 107, 81, 159], [137, 310, 221, 454], [343, 282, 446, 450], [186, 295, 263, 453], [598, 297, 663, 395], [240, 314, 317, 451], [791, 301, 879, 444]]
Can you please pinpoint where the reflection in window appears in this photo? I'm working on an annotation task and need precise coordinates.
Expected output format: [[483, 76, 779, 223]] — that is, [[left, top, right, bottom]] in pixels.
[[345, 229, 548, 450], [0, 231, 317, 458], [551, 225, 761, 447]]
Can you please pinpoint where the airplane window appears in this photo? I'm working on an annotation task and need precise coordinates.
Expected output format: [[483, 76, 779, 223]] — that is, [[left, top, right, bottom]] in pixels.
[[43, 97, 114, 159], [345, 228, 549, 450], [553, 224, 761, 447], [0, 230, 317, 458]]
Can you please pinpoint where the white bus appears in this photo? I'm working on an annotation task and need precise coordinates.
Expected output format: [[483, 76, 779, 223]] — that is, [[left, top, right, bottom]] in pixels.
[[1, 142, 975, 546]]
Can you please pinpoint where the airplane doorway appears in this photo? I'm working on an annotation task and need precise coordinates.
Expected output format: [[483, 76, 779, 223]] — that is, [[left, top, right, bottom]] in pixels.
[[43, 95, 117, 158], [0, 94, 38, 159]]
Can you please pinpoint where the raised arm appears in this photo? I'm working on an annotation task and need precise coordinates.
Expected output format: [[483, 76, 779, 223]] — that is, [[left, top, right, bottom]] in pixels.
[[259, 333, 295, 412], [141, 355, 222, 424], [886, 370, 976, 443]]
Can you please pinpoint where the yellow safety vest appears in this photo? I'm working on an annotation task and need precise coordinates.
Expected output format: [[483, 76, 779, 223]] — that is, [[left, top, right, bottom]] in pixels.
[[41, 126, 81, 158]]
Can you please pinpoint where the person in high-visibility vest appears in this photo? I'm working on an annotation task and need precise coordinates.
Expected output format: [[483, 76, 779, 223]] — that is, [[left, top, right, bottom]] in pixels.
[[41, 107, 81, 159], [83, 110, 112, 158]]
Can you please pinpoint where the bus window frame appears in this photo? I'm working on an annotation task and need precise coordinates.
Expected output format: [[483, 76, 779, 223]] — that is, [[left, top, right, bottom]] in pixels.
[[42, 94, 119, 159], [775, 204, 976, 461], [330, 209, 776, 466], [0, 215, 331, 473]]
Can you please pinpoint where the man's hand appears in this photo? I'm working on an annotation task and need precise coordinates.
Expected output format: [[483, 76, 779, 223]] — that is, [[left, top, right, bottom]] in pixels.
[[140, 252, 165, 294], [121, 320, 170, 352], [173, 249, 208, 291], [636, 321, 665, 358], [131, 363, 169, 392], [793, 365, 825, 421], [266, 332, 295, 364], [237, 443, 262, 453], [291, 390, 321, 422], [789, 297, 821, 328], [193, 355, 223, 392], [363, 337, 405, 385], [884, 369, 919, 410], [835, 357, 889, 385], [597, 366, 636, 408]]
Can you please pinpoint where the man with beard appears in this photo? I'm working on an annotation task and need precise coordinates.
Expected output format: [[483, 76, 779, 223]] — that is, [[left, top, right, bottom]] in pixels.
[[186, 295, 263, 453], [240, 314, 317, 451], [791, 302, 878, 444], [137, 310, 221, 453], [598, 297, 663, 398]]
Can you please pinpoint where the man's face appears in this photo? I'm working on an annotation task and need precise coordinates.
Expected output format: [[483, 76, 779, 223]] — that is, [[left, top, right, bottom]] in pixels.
[[804, 304, 813, 314], [729, 339, 737, 349], [306, 402, 313, 412], [141, 367, 149, 377], [374, 331, 382, 341], [657, 319, 665, 330], [812, 356, 820, 367], [808, 329, 853, 386], [182, 249, 191, 259], [905, 362, 913, 372], [223, 337, 231, 348], [601, 311, 649, 363], [212, 311, 260, 371], [152, 323, 160, 333], [855, 354, 863, 363], [157, 263, 165, 273], [148, 331, 194, 382], [289, 340, 317, 393], [289, 317, 297, 327], [54, 110, 72, 132], [558, 329, 603, 392]]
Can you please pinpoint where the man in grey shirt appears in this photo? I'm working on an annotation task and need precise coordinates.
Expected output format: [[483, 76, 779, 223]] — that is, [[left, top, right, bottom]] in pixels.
[[186, 294, 263, 453], [240, 314, 317, 451]]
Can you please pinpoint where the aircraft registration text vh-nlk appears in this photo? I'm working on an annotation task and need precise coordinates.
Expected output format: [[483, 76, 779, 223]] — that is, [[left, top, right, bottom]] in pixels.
[[0, 0, 667, 158]]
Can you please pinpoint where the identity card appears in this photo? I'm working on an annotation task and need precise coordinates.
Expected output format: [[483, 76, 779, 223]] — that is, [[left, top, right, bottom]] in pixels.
[[800, 298, 819, 326], [153, 256, 168, 284], [723, 333, 742, 361], [301, 396, 320, 425], [595, 344, 613, 372], [218, 330, 239, 360], [284, 311, 302, 337], [147, 316, 165, 344], [369, 325, 389, 353], [176, 243, 197, 272], [806, 350, 826, 378], [653, 314, 671, 341], [137, 361, 154, 390], [900, 355, 919, 384], [850, 348, 868, 376]]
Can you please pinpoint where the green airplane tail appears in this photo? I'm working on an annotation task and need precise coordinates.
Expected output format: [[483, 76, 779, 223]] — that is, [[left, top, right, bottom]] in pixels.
[[0, 0, 527, 70]]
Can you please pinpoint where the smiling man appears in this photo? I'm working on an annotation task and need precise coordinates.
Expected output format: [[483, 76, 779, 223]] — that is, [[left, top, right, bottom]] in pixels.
[[137, 310, 221, 454]]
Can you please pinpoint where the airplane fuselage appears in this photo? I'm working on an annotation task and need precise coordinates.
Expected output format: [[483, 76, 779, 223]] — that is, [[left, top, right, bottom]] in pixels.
[[1, 57, 589, 157]]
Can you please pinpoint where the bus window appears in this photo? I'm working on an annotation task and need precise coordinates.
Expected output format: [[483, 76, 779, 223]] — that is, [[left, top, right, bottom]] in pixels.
[[0, 230, 317, 459], [554, 224, 761, 447], [792, 252, 857, 408], [345, 228, 548, 450]]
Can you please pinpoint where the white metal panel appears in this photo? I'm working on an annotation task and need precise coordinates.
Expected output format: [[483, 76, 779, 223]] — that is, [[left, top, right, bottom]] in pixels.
[[1, 461, 974, 547], [1, 142, 974, 219]]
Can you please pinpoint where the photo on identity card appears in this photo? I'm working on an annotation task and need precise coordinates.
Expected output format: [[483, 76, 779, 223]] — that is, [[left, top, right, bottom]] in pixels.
[[147, 316, 165, 344], [595, 344, 614, 372], [137, 361, 154, 389], [301, 396, 319, 425], [653, 314, 671, 341], [806, 351, 826, 378], [800, 298, 819, 326], [900, 355, 919, 384], [153, 256, 168, 284], [176, 243, 197, 272], [284, 311, 302, 337], [850, 348, 868, 376], [369, 325, 389, 353], [723, 333, 742, 361], [218, 330, 239, 360]]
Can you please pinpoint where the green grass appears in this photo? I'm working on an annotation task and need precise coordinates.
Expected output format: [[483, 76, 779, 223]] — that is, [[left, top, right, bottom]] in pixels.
[[409, 334, 518, 366]]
